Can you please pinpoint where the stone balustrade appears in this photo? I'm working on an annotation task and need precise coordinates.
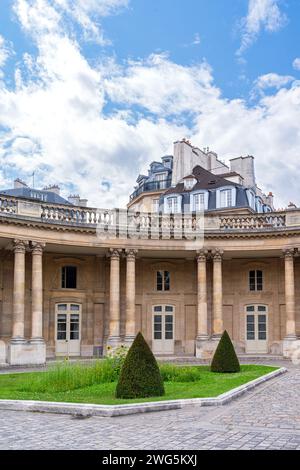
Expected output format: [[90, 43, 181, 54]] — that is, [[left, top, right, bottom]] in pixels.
[[0, 194, 296, 238]]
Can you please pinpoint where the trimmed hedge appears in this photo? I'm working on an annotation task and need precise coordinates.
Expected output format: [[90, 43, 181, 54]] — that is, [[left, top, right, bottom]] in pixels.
[[210, 330, 240, 373], [115, 332, 165, 398]]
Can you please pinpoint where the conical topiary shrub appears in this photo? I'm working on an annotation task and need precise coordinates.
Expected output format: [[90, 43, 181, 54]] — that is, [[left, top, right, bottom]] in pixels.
[[210, 330, 240, 373], [116, 332, 165, 398]]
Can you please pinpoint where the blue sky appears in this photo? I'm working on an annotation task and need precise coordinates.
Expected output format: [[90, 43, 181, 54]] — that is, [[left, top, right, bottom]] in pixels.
[[0, 0, 300, 208]]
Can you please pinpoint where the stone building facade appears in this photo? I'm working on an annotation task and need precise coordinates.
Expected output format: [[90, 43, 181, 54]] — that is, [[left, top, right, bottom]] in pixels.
[[0, 140, 300, 365]]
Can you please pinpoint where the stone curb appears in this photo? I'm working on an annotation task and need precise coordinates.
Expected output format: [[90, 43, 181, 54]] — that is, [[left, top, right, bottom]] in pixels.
[[0, 367, 287, 417]]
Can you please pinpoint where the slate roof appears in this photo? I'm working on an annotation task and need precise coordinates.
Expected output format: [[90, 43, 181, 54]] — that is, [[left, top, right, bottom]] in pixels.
[[0, 187, 71, 205], [164, 165, 239, 195]]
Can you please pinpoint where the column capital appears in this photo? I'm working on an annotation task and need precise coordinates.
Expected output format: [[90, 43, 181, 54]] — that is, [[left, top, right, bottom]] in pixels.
[[196, 249, 209, 262], [282, 248, 295, 259], [107, 248, 122, 260], [31, 241, 45, 255], [125, 249, 138, 260], [13, 239, 28, 254], [211, 249, 224, 261]]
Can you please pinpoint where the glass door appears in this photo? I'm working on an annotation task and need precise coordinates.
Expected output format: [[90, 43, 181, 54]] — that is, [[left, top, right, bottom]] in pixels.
[[152, 305, 174, 354], [55, 303, 81, 356], [245, 305, 268, 353]]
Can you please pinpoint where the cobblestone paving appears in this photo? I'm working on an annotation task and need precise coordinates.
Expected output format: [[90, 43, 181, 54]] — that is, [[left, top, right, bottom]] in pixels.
[[0, 360, 299, 450]]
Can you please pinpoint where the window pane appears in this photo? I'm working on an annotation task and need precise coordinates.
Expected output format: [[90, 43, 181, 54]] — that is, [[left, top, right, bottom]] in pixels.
[[70, 331, 79, 340], [249, 271, 256, 291], [57, 304, 67, 311], [258, 306, 266, 312], [57, 331, 66, 340], [154, 306, 162, 312], [256, 271, 263, 291], [154, 315, 162, 323], [154, 332, 162, 340], [165, 323, 173, 331], [156, 271, 163, 291], [165, 331, 173, 340], [165, 315, 173, 323], [258, 331, 266, 340], [164, 271, 170, 291], [62, 266, 77, 289], [247, 315, 255, 340], [71, 304, 80, 311], [165, 306, 173, 312], [246, 306, 255, 312]]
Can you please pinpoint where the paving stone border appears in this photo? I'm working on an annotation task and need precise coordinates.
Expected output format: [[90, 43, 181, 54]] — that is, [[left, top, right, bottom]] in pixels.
[[0, 367, 287, 417]]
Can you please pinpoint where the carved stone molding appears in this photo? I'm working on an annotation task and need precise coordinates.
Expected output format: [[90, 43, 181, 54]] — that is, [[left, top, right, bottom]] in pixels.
[[107, 248, 122, 260], [196, 249, 209, 262], [31, 241, 45, 255], [282, 248, 295, 259], [211, 249, 224, 261], [125, 249, 138, 261], [13, 239, 28, 254]]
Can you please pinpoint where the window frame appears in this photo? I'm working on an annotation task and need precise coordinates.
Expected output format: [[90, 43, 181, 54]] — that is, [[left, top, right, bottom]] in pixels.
[[61, 265, 77, 289], [249, 269, 263, 292], [156, 270, 170, 291], [216, 186, 236, 209]]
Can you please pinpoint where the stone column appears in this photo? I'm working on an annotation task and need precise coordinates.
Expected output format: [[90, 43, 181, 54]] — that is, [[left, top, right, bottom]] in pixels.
[[125, 249, 137, 344], [107, 248, 122, 346], [31, 242, 45, 343], [11, 240, 27, 343], [212, 249, 223, 338], [283, 249, 297, 340], [196, 250, 209, 340]]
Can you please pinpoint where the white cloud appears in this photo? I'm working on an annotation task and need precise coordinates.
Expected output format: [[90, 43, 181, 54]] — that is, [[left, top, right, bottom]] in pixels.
[[13, 0, 129, 44], [0, 35, 12, 73], [192, 33, 201, 45], [254, 73, 294, 90], [102, 54, 219, 116], [293, 58, 300, 71], [237, 0, 287, 57], [1, 0, 300, 211]]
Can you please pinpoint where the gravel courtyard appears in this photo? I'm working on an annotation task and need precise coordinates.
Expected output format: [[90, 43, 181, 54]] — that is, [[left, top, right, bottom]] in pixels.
[[0, 359, 299, 450]]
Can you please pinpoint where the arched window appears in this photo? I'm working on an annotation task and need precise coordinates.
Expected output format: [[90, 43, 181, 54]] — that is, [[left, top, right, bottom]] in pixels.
[[62, 266, 77, 289], [249, 270, 263, 291]]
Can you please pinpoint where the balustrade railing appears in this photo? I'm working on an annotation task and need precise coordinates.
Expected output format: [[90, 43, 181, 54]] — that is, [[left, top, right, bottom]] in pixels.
[[0, 194, 290, 238]]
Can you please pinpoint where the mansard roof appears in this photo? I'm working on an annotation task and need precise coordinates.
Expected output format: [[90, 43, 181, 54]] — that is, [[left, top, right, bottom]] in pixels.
[[0, 187, 71, 205], [164, 165, 239, 195]]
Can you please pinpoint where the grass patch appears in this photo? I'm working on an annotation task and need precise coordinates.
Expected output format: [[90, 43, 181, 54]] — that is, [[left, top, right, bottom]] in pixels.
[[0, 363, 277, 405]]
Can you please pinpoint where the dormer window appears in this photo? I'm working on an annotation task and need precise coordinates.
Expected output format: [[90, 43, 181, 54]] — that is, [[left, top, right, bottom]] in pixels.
[[220, 189, 232, 208], [183, 177, 196, 190], [216, 186, 236, 209], [155, 172, 167, 182]]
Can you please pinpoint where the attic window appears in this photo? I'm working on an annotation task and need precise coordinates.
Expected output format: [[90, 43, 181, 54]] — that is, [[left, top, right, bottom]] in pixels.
[[184, 178, 196, 190], [208, 180, 217, 185]]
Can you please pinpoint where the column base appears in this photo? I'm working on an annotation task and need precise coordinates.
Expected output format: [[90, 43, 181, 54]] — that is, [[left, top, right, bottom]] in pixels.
[[0, 340, 7, 365], [8, 340, 46, 366], [124, 335, 135, 346], [195, 337, 219, 359], [282, 336, 300, 360], [211, 333, 223, 340], [10, 336, 27, 345], [30, 337, 45, 344]]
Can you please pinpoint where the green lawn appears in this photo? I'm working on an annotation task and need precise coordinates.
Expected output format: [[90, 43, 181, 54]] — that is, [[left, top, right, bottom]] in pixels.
[[0, 365, 277, 405]]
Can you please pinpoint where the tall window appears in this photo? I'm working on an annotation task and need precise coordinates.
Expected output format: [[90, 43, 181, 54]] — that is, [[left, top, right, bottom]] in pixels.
[[220, 189, 232, 208], [157, 271, 170, 291], [249, 270, 263, 291], [152, 198, 160, 212], [167, 197, 178, 213], [193, 193, 205, 212], [155, 173, 167, 182], [62, 266, 77, 289]]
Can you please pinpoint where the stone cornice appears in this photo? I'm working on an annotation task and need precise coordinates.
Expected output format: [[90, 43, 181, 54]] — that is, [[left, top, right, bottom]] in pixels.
[[2, 214, 300, 242]]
